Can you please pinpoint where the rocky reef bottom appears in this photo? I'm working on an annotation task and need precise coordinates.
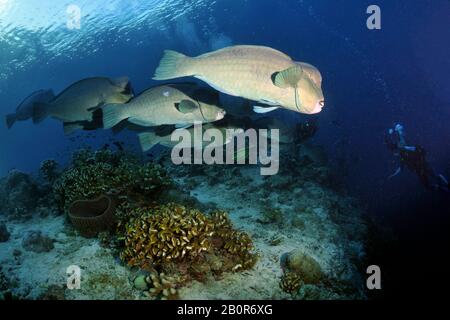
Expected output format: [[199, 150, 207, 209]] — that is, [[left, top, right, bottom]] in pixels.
[[0, 148, 370, 300]]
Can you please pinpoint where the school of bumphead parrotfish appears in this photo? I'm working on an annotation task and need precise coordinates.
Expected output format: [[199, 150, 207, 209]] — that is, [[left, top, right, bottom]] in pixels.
[[5, 45, 325, 152]]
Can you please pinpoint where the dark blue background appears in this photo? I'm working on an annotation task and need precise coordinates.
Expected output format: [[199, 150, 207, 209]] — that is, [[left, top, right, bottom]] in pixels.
[[1, 0, 449, 298]]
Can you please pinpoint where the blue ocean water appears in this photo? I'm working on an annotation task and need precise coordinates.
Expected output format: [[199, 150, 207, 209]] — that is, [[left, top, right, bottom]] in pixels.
[[0, 0, 449, 299]]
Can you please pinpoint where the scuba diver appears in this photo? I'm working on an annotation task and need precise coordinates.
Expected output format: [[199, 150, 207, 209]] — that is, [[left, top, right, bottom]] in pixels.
[[385, 123, 449, 192]]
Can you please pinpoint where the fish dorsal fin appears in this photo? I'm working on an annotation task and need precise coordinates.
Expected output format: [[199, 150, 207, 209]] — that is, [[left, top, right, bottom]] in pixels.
[[175, 100, 198, 113], [110, 77, 130, 89], [273, 65, 304, 89]]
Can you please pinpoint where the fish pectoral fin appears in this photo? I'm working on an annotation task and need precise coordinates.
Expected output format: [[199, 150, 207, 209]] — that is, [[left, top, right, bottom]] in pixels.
[[253, 106, 280, 114], [272, 65, 304, 88], [63, 122, 84, 135], [260, 99, 279, 106], [175, 100, 198, 113], [175, 123, 193, 130], [138, 132, 160, 152], [128, 117, 154, 127]]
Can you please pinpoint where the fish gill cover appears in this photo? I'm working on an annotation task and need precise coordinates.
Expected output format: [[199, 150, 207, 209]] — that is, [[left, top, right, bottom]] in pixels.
[[0, 0, 449, 303]]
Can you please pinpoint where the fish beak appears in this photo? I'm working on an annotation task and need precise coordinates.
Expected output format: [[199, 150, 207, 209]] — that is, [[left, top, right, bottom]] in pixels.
[[216, 110, 226, 120], [311, 100, 325, 114]]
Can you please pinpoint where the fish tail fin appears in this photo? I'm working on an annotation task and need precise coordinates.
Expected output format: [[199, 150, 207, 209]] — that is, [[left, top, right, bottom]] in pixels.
[[102, 103, 128, 129], [32, 102, 50, 123], [138, 132, 161, 152], [152, 50, 194, 80], [6, 113, 16, 129]]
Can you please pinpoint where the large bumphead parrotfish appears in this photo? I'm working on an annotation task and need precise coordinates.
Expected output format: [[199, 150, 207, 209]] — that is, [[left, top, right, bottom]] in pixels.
[[153, 45, 325, 115], [6, 89, 55, 129], [137, 122, 244, 152], [32, 77, 134, 135], [101, 83, 226, 130]]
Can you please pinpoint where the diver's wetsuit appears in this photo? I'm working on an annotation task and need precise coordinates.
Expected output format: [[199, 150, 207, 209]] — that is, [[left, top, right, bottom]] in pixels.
[[385, 124, 449, 192], [398, 146, 435, 189]]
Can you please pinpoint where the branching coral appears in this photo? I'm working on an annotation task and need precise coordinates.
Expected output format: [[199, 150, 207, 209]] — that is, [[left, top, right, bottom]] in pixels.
[[40, 159, 59, 184], [121, 204, 257, 283], [121, 204, 213, 265], [280, 272, 302, 295], [53, 149, 171, 212], [210, 210, 257, 271], [146, 272, 180, 300]]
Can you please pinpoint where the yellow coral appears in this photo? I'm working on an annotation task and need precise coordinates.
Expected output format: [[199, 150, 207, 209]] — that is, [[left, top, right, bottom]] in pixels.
[[121, 204, 257, 273], [280, 272, 302, 294]]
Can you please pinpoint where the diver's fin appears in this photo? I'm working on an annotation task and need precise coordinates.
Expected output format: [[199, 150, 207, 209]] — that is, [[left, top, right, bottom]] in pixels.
[[138, 132, 161, 152], [388, 167, 402, 179], [63, 122, 83, 135], [175, 123, 193, 130], [438, 174, 449, 186], [253, 106, 279, 114], [32, 102, 50, 124], [6, 113, 16, 129], [273, 65, 304, 88], [102, 103, 128, 129], [152, 50, 194, 80], [175, 100, 198, 113]]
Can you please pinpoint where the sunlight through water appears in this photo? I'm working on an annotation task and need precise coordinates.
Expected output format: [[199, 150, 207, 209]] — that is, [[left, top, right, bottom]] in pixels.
[[0, 0, 212, 82]]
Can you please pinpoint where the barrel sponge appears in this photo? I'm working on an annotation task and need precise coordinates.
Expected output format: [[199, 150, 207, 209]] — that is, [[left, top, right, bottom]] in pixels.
[[68, 195, 115, 238]]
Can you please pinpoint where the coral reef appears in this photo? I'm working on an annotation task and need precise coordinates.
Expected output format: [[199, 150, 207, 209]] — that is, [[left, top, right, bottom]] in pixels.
[[0, 138, 372, 300], [131, 271, 180, 300], [146, 272, 179, 300], [278, 249, 332, 297], [53, 149, 171, 213], [39, 159, 59, 184], [279, 249, 324, 295], [281, 249, 324, 284], [0, 223, 10, 242], [121, 204, 257, 288], [280, 272, 302, 294], [0, 170, 40, 219], [22, 231, 54, 253], [0, 167, 59, 221]]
